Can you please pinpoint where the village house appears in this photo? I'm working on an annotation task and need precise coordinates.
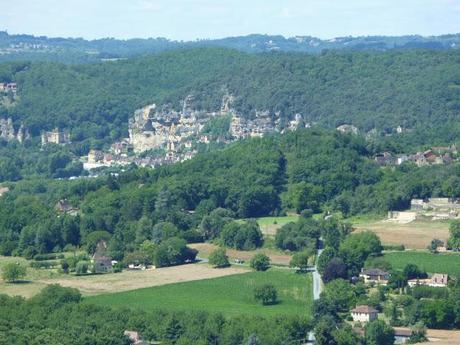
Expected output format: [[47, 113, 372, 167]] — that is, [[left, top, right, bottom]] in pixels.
[[408, 273, 449, 288], [92, 241, 113, 273], [0, 82, 17, 93], [359, 268, 390, 285], [374, 152, 394, 166], [351, 305, 379, 323]]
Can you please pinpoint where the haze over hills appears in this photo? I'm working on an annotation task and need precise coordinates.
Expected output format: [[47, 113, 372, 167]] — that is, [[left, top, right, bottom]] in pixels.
[[1, 31, 460, 63]]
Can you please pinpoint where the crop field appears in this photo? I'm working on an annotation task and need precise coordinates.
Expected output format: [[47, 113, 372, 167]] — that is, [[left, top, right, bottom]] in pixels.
[[383, 251, 460, 276], [87, 269, 312, 317], [256, 215, 299, 236], [190, 243, 293, 266], [353, 219, 450, 249]]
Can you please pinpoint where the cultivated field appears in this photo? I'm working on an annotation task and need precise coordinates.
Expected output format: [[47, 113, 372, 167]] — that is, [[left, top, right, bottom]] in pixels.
[[256, 215, 299, 236], [87, 269, 313, 317], [353, 219, 450, 249], [384, 251, 460, 276], [0, 256, 247, 297], [190, 242, 293, 266]]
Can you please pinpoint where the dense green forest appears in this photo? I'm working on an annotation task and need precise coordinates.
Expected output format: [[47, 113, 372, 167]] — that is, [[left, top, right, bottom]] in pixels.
[[0, 48, 459, 150], [1, 129, 459, 259]]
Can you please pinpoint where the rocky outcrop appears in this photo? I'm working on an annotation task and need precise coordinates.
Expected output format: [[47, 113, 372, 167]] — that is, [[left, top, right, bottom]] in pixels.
[[0, 118, 30, 142]]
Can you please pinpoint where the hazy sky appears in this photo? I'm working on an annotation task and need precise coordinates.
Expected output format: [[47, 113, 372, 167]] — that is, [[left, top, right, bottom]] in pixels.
[[1, 0, 460, 40]]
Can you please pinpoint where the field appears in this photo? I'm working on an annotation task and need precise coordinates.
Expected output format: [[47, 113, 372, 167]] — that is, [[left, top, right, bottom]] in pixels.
[[383, 251, 460, 276], [190, 242, 293, 266], [87, 269, 312, 317], [353, 219, 450, 249], [0, 256, 247, 297], [255, 215, 299, 236]]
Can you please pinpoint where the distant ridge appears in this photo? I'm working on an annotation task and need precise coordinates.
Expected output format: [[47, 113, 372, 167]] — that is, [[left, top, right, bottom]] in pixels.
[[0, 31, 459, 63]]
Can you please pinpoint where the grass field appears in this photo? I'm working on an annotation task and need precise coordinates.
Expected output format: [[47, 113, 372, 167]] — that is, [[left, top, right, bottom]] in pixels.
[[353, 219, 450, 249], [256, 215, 299, 236], [87, 269, 312, 317], [384, 251, 460, 276]]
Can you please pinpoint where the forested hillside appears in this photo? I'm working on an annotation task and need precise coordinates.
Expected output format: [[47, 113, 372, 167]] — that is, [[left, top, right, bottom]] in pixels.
[[1, 48, 459, 150], [1, 129, 459, 258]]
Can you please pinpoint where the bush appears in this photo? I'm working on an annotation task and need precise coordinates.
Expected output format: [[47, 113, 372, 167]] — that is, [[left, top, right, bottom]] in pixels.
[[250, 253, 271, 271], [254, 284, 278, 305], [1, 262, 27, 283], [30, 261, 55, 269], [208, 248, 230, 268], [75, 261, 89, 275], [33, 253, 65, 261], [112, 262, 123, 273]]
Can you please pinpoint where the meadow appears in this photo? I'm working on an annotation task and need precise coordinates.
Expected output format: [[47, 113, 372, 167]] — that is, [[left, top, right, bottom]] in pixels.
[[87, 269, 312, 317], [384, 251, 460, 276], [256, 215, 300, 236]]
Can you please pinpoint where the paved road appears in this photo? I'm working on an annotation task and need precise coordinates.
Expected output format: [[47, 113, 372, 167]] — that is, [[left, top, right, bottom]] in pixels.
[[308, 247, 324, 343]]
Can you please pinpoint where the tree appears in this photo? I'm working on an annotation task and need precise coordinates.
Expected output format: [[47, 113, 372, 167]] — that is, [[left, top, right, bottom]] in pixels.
[[254, 284, 278, 305], [322, 257, 348, 283], [403, 264, 427, 280], [1, 262, 26, 283], [364, 320, 395, 345], [428, 239, 444, 253], [208, 248, 230, 268], [339, 231, 382, 276], [448, 220, 460, 250], [290, 251, 310, 272], [317, 247, 336, 274], [85, 231, 111, 255], [314, 315, 337, 345], [250, 253, 270, 271], [75, 261, 88, 275]]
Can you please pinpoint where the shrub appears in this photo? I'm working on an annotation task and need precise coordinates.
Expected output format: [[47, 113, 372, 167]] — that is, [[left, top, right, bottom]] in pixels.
[[250, 253, 271, 271], [208, 248, 230, 268], [254, 284, 278, 305], [30, 261, 55, 269], [1, 262, 27, 283], [112, 262, 123, 273]]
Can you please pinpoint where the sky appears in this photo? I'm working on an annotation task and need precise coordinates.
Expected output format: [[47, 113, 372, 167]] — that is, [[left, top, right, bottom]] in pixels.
[[1, 0, 460, 41]]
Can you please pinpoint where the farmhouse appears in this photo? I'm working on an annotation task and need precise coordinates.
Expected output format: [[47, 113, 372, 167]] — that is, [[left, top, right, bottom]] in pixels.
[[351, 305, 378, 322], [408, 273, 449, 288], [359, 268, 390, 285]]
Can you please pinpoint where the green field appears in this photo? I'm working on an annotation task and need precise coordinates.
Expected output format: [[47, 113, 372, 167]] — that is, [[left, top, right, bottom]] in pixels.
[[255, 215, 300, 236], [86, 269, 312, 317], [384, 251, 460, 276]]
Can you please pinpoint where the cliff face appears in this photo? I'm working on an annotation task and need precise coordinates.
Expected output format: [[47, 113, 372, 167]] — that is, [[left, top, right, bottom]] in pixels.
[[126, 95, 307, 154], [0, 118, 29, 142]]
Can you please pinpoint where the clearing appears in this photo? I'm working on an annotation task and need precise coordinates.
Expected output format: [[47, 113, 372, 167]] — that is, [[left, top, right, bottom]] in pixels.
[[87, 269, 313, 317], [353, 219, 450, 249], [383, 251, 460, 276], [255, 215, 299, 236], [190, 242, 293, 266]]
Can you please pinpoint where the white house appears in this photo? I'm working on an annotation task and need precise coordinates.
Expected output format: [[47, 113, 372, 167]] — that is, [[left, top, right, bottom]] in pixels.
[[351, 305, 379, 323]]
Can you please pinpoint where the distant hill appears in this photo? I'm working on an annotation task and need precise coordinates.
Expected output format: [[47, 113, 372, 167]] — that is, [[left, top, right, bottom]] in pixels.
[[0, 31, 459, 63]]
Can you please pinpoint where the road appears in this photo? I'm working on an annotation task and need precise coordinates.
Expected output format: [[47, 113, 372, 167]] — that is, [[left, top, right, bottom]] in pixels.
[[308, 247, 323, 343]]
